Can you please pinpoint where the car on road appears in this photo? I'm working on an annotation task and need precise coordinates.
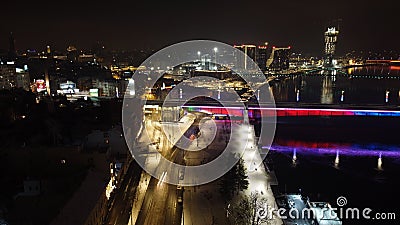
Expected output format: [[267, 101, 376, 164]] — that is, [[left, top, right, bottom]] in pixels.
[[177, 195, 183, 203], [179, 169, 184, 180], [177, 186, 183, 204]]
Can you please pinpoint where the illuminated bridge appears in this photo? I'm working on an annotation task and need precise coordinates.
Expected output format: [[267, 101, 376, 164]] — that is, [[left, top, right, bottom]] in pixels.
[[177, 105, 400, 158], [145, 100, 400, 118], [365, 59, 400, 65], [182, 106, 400, 118], [143, 101, 400, 158]]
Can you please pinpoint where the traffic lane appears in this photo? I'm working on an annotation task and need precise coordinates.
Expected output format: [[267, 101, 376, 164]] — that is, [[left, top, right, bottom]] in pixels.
[[145, 179, 170, 224], [136, 173, 173, 225], [115, 174, 139, 225], [137, 115, 198, 225], [164, 184, 182, 225], [135, 178, 157, 225], [136, 145, 184, 224]]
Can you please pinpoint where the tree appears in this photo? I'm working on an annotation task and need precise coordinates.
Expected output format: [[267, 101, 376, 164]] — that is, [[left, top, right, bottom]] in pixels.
[[220, 162, 236, 201], [236, 157, 249, 193], [220, 155, 249, 201], [230, 195, 253, 224], [229, 191, 271, 225]]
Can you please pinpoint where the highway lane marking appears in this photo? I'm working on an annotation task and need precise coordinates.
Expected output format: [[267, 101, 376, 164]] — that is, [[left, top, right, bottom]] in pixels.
[[157, 171, 168, 186]]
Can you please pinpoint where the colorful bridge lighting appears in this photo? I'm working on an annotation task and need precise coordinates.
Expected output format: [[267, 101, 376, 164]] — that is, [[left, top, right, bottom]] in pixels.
[[266, 144, 400, 158], [251, 107, 400, 117], [183, 105, 400, 117]]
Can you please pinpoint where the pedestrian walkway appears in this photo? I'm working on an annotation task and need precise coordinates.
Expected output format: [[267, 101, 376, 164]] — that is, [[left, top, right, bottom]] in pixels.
[[241, 124, 283, 225]]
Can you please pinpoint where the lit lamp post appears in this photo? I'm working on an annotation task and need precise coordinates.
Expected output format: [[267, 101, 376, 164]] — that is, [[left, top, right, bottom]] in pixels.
[[385, 90, 389, 103], [340, 90, 345, 102]]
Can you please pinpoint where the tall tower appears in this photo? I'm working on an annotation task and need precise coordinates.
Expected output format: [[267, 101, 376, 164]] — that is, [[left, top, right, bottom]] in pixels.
[[267, 46, 291, 71], [256, 44, 268, 72], [324, 27, 339, 66], [234, 44, 257, 70]]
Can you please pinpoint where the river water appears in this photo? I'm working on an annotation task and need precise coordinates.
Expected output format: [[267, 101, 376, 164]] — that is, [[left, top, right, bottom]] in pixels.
[[267, 66, 400, 224], [270, 66, 400, 105]]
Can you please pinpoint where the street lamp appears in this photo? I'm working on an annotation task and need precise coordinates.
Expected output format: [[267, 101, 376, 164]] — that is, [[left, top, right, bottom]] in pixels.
[[340, 90, 345, 102], [197, 51, 201, 62], [378, 152, 383, 170], [385, 90, 389, 103]]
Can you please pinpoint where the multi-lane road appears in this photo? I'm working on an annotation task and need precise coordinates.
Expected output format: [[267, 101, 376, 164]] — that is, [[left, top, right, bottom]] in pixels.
[[106, 112, 224, 225], [135, 153, 183, 225], [135, 115, 203, 225]]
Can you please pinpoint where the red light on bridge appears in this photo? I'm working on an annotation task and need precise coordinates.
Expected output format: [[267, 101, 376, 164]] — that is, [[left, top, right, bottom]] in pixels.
[[390, 66, 400, 70]]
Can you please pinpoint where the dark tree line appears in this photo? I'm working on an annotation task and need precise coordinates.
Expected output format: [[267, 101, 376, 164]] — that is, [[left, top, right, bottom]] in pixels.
[[220, 156, 249, 201]]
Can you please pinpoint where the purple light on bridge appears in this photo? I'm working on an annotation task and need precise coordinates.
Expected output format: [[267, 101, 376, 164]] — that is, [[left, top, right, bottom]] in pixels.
[[267, 144, 400, 158]]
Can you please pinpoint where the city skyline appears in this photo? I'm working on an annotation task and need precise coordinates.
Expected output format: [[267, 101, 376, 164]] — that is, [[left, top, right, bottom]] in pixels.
[[0, 0, 398, 55], [1, 2, 400, 225]]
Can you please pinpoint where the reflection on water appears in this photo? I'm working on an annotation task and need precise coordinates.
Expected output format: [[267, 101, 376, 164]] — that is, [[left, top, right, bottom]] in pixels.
[[268, 66, 400, 223], [377, 152, 383, 171], [334, 150, 339, 168], [321, 75, 334, 104], [269, 139, 399, 225], [271, 66, 400, 105], [271, 139, 400, 157], [348, 65, 400, 76]]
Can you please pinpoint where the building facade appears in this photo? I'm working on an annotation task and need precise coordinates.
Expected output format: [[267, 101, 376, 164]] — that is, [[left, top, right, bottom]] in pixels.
[[256, 45, 268, 71], [234, 45, 257, 70], [0, 63, 30, 91], [234, 44, 269, 72], [324, 27, 339, 66], [267, 47, 291, 71]]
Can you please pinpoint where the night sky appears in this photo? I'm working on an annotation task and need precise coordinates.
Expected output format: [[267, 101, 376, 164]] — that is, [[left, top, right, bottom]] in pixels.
[[0, 0, 398, 55]]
